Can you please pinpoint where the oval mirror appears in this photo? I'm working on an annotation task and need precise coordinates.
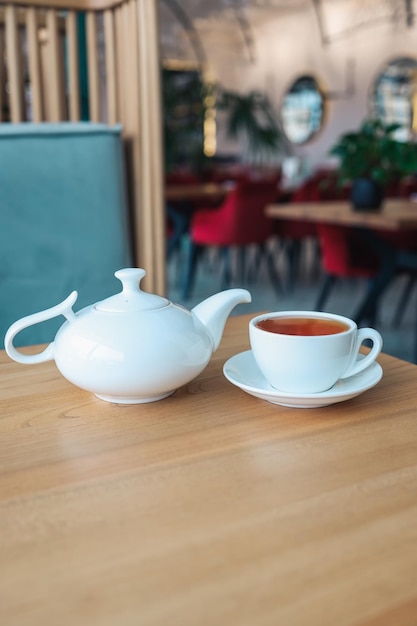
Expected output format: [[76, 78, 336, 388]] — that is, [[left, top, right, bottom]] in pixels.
[[280, 75, 325, 145], [370, 56, 417, 139]]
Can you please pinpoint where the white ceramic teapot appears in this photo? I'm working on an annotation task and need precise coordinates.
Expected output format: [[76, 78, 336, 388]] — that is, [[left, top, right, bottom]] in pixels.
[[5, 268, 251, 404]]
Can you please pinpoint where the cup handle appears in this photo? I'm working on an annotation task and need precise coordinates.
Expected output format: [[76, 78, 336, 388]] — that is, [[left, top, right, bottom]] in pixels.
[[341, 328, 383, 379]]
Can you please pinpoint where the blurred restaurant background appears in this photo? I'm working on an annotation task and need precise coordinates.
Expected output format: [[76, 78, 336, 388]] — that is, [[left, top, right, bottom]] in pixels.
[[161, 0, 417, 364], [2, 0, 417, 361]]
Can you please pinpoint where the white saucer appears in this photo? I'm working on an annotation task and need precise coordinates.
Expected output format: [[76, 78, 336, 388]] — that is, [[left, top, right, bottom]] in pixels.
[[223, 350, 383, 408]]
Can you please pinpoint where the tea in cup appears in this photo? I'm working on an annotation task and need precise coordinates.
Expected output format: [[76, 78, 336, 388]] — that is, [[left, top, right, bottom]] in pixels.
[[249, 311, 383, 394]]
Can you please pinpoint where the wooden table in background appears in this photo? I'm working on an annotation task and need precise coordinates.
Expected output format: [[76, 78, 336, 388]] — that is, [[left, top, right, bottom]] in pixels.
[[165, 182, 229, 203], [267, 199, 417, 328], [266, 198, 417, 231], [2, 313, 417, 626]]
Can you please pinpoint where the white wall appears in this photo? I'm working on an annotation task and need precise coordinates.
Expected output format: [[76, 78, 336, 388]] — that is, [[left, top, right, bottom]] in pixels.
[[198, 4, 417, 171]]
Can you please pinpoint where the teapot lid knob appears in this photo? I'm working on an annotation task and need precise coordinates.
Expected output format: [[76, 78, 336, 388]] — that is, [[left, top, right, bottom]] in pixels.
[[115, 268, 146, 291], [95, 268, 169, 312]]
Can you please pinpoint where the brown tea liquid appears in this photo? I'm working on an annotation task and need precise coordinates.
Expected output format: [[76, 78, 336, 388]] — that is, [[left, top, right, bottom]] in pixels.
[[256, 317, 349, 336]]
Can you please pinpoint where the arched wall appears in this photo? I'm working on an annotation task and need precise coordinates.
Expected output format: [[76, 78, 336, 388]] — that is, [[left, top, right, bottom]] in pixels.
[[198, 4, 417, 170]]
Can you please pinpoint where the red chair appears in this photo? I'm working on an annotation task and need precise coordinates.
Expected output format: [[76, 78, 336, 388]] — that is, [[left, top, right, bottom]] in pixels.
[[292, 171, 379, 320], [273, 169, 349, 290], [182, 175, 281, 298], [315, 224, 379, 319]]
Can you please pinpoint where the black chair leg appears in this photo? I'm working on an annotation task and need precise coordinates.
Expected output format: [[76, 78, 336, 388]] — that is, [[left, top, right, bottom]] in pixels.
[[257, 242, 282, 297], [392, 274, 416, 327], [361, 278, 379, 326], [221, 247, 232, 289], [236, 247, 247, 284], [286, 239, 302, 292], [166, 204, 190, 260], [315, 274, 337, 310], [310, 238, 322, 280], [182, 243, 204, 299], [246, 245, 263, 283]]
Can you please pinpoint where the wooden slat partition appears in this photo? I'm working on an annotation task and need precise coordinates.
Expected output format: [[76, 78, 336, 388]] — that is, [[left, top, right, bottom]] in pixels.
[[114, 4, 126, 126], [120, 0, 130, 128], [103, 8, 117, 124], [137, 0, 165, 290], [86, 10, 100, 121], [25, 8, 43, 121], [0, 24, 4, 121], [5, 4, 24, 121], [45, 8, 65, 120], [66, 11, 80, 121], [0, 0, 166, 295]]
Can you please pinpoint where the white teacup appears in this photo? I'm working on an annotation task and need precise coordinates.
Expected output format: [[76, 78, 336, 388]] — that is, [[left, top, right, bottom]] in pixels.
[[249, 311, 383, 394]]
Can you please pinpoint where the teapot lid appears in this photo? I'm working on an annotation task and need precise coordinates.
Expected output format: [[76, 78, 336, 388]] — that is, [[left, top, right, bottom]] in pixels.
[[95, 268, 169, 312]]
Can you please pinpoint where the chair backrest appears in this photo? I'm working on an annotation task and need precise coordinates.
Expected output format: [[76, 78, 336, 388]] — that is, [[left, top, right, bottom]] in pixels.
[[191, 177, 279, 246], [233, 177, 280, 242], [0, 122, 133, 346], [317, 224, 378, 278], [292, 169, 350, 203], [0, 0, 165, 294]]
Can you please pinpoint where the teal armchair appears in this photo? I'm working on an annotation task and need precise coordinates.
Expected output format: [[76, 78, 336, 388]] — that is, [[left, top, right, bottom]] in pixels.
[[0, 123, 133, 347]]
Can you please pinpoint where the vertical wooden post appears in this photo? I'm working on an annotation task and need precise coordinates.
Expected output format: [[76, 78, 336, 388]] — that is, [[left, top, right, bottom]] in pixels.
[[26, 7, 44, 122], [104, 8, 117, 125], [46, 9, 65, 121], [114, 5, 126, 127], [136, 0, 165, 295], [5, 3, 24, 122], [86, 10, 100, 121], [67, 11, 80, 122]]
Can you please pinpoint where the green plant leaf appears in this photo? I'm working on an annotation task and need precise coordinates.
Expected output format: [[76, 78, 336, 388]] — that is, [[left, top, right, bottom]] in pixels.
[[329, 117, 417, 186]]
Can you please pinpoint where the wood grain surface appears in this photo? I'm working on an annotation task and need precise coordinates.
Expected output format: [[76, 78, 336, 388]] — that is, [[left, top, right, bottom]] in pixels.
[[1, 313, 417, 626]]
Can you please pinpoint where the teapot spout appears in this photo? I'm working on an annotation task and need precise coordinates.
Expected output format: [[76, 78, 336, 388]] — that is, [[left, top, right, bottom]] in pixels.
[[192, 288, 251, 351]]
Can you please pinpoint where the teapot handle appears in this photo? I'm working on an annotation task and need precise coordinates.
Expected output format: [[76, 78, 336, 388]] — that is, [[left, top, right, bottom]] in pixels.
[[4, 291, 78, 365]]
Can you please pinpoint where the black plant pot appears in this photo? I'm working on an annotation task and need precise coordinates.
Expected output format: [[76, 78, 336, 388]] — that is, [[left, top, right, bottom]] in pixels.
[[350, 178, 383, 211]]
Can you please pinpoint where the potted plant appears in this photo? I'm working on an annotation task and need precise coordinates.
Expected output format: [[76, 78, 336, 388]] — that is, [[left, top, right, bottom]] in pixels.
[[162, 73, 290, 176], [162, 68, 212, 176], [330, 118, 417, 210], [217, 86, 290, 168]]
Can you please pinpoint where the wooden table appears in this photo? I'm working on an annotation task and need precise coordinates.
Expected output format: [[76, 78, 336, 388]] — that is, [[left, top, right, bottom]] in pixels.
[[267, 199, 417, 327], [266, 198, 417, 231], [165, 182, 230, 203], [2, 313, 417, 626]]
